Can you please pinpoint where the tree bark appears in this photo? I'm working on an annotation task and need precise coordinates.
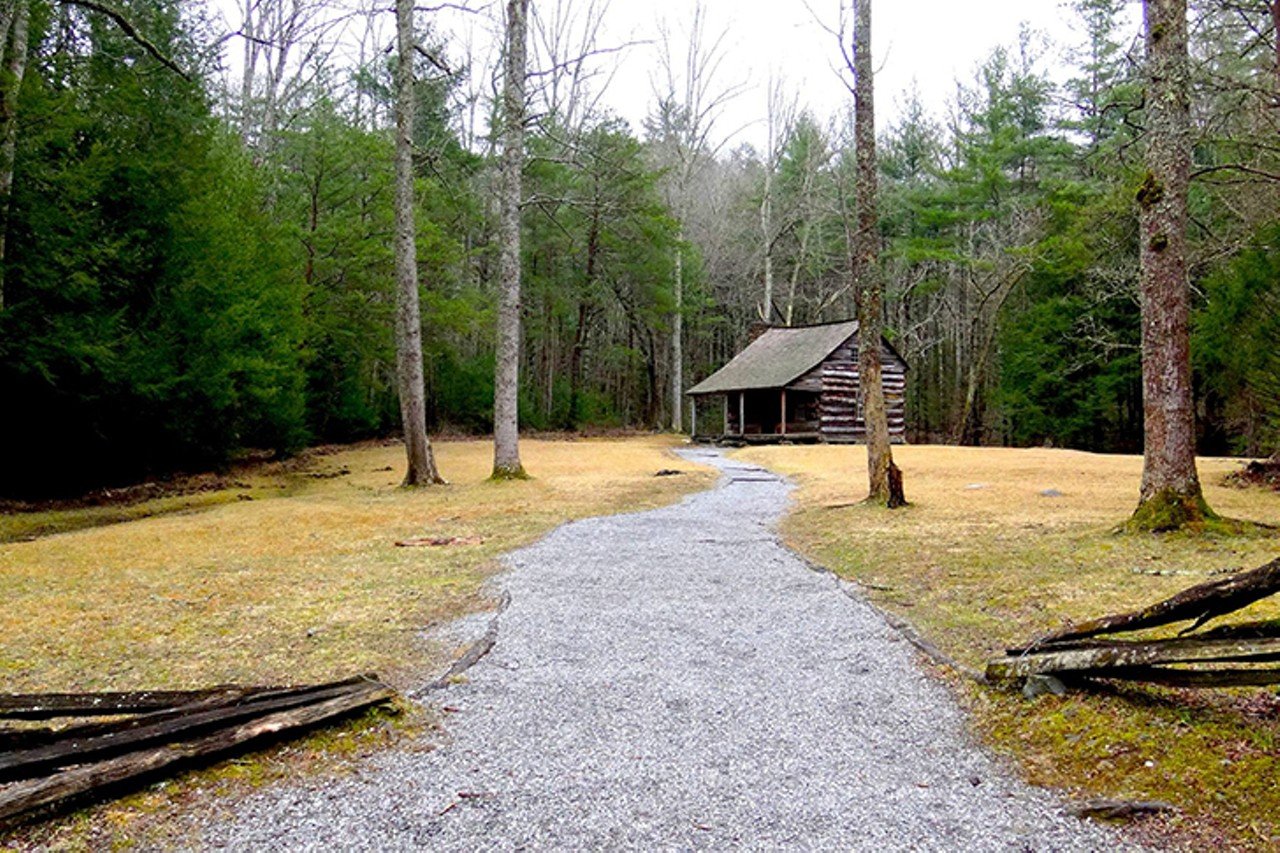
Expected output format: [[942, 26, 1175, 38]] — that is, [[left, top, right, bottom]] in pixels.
[[851, 0, 904, 508], [0, 0, 31, 313], [492, 0, 528, 478], [987, 635, 1280, 680], [1130, 0, 1209, 529], [566, 206, 600, 430], [1273, 0, 1280, 104], [670, 235, 683, 432], [392, 0, 443, 486], [761, 195, 773, 321], [238, 0, 258, 142], [0, 0, 16, 54], [758, 76, 793, 323], [785, 221, 812, 327]]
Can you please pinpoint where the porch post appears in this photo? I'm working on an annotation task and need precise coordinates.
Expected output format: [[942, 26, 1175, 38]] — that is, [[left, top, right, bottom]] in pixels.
[[691, 396, 697, 438], [723, 394, 729, 436], [738, 391, 745, 437], [780, 388, 787, 435]]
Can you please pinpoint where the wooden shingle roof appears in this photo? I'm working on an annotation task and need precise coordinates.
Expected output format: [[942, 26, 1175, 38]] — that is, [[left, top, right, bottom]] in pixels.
[[687, 321, 860, 396]]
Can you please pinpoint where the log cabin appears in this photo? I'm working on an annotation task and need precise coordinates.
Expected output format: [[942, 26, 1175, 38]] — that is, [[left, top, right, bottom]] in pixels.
[[687, 320, 907, 444]]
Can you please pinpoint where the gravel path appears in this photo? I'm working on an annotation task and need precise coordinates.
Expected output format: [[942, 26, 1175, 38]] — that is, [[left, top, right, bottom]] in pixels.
[[201, 449, 1131, 851]]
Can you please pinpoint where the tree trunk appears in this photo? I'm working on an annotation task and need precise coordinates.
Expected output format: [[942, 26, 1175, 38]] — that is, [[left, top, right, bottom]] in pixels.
[[0, 0, 16, 54], [953, 314, 999, 445], [0, 0, 31, 313], [567, 207, 600, 430], [641, 325, 659, 428], [238, 0, 257, 142], [670, 235, 683, 433], [392, 0, 443, 486], [492, 0, 528, 479], [1130, 0, 1210, 530], [761, 169, 773, 321], [852, 0, 904, 508], [1273, 0, 1280, 104], [567, 302, 587, 430], [785, 220, 811, 327]]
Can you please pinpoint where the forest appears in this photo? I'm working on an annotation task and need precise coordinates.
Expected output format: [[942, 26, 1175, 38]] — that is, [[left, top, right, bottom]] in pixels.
[[1, 0, 1278, 498]]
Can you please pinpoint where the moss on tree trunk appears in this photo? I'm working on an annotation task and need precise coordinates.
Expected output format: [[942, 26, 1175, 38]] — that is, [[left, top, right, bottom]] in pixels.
[[1125, 487, 1217, 533], [489, 464, 529, 482]]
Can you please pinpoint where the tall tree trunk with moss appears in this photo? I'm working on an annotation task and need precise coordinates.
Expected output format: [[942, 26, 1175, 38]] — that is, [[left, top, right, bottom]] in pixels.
[[852, 0, 904, 507], [1130, 0, 1210, 530], [493, 0, 528, 478], [392, 0, 443, 486], [0, 0, 31, 312]]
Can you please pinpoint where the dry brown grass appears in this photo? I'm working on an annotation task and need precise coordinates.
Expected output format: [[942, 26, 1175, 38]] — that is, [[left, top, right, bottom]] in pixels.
[[737, 443, 1280, 850], [0, 436, 713, 695]]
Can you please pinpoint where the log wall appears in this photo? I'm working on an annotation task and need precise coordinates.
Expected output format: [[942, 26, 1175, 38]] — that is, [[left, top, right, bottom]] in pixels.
[[815, 339, 907, 444]]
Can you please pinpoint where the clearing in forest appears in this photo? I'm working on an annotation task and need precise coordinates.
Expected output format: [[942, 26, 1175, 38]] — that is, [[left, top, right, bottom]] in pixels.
[[199, 449, 1128, 850]]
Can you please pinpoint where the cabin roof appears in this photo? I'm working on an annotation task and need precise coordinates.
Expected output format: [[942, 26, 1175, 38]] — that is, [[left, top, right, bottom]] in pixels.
[[687, 320, 861, 396]]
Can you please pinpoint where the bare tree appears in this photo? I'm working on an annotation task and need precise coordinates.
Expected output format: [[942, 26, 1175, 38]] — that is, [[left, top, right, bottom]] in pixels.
[[848, 0, 904, 506], [392, 0, 446, 485], [781, 113, 832, 326], [492, 0, 528, 479], [650, 1, 742, 432], [759, 73, 795, 323], [1130, 0, 1212, 529], [528, 0, 618, 133], [234, 0, 345, 155], [448, 8, 499, 152]]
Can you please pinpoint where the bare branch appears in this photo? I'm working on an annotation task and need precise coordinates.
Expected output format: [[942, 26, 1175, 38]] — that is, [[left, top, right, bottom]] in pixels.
[[410, 2, 487, 13], [413, 42, 452, 74], [1191, 162, 1280, 182], [527, 41, 643, 78], [61, 0, 189, 80]]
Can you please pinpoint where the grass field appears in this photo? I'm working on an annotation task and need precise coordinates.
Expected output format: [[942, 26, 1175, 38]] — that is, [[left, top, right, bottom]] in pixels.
[[0, 436, 713, 695], [736, 444, 1280, 850]]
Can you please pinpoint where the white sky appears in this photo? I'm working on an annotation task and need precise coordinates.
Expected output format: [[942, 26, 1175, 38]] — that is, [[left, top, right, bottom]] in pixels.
[[214, 0, 1146, 150], [585, 0, 1144, 148]]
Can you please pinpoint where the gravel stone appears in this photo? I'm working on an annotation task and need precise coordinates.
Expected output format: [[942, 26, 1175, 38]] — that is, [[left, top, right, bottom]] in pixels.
[[199, 449, 1135, 851]]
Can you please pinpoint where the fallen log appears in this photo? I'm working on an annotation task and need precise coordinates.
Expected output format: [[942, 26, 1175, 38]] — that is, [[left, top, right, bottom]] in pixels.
[[0, 681, 395, 825], [1075, 665, 1280, 688], [1067, 798, 1177, 820], [0, 685, 350, 751], [394, 535, 484, 547], [0, 687, 281, 720], [0, 690, 264, 750], [987, 636, 1280, 681], [1191, 618, 1280, 641], [0, 677, 378, 782], [1016, 556, 1280, 651]]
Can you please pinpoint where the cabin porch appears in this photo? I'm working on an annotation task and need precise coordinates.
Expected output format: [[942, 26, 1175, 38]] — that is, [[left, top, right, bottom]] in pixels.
[[690, 388, 823, 444]]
